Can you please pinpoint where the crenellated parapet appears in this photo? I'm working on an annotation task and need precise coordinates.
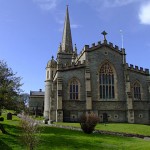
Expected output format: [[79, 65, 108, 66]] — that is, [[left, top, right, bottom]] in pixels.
[[77, 40, 126, 57], [75, 39, 126, 66], [126, 63, 149, 75]]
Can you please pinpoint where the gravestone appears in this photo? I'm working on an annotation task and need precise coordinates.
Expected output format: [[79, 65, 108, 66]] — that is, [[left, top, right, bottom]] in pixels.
[[7, 112, 12, 120], [44, 118, 49, 124], [0, 117, 4, 121]]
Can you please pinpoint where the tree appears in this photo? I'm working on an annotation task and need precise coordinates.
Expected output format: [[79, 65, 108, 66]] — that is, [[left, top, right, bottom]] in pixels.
[[0, 60, 22, 112], [17, 93, 29, 113], [20, 93, 29, 106], [20, 115, 40, 150]]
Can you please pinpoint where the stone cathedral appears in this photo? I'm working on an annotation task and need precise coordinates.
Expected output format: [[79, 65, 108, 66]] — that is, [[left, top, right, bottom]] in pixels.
[[44, 6, 150, 124]]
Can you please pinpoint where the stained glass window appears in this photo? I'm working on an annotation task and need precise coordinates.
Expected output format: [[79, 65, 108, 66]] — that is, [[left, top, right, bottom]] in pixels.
[[99, 62, 115, 99], [70, 79, 79, 100], [133, 82, 141, 100]]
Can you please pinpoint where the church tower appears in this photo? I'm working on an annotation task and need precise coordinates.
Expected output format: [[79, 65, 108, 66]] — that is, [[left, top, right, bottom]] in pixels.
[[57, 5, 74, 65], [44, 6, 74, 120]]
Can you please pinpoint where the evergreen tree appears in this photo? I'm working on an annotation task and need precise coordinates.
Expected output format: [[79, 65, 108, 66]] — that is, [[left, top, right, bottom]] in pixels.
[[0, 60, 22, 112]]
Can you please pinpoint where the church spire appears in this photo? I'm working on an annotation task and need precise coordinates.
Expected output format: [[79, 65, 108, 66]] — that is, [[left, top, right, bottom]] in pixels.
[[61, 5, 73, 53]]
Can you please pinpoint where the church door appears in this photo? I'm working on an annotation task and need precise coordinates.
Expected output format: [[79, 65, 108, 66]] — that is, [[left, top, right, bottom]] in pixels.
[[103, 113, 108, 123]]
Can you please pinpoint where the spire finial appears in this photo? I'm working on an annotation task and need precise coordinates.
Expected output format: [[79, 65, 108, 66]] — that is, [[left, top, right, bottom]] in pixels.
[[74, 44, 77, 54], [101, 30, 107, 41], [120, 30, 124, 49], [61, 5, 73, 53]]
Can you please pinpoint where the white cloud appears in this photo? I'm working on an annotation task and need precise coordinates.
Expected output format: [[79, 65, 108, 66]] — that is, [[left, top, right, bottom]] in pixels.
[[71, 24, 81, 29], [77, 0, 140, 7], [33, 0, 59, 11], [104, 0, 140, 7], [58, 24, 81, 32], [139, 2, 150, 25], [54, 11, 65, 24]]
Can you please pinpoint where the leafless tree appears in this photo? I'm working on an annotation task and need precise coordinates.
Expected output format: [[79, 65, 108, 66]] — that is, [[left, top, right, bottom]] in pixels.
[[20, 115, 41, 150]]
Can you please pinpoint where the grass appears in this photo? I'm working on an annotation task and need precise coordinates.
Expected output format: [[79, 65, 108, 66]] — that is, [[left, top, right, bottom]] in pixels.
[[55, 122, 150, 136], [0, 114, 24, 150], [38, 126, 150, 150], [96, 123, 150, 136], [0, 114, 150, 150]]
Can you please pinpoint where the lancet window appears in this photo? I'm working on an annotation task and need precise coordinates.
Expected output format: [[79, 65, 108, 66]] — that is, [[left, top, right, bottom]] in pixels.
[[69, 79, 79, 100], [99, 62, 115, 99], [133, 82, 141, 100]]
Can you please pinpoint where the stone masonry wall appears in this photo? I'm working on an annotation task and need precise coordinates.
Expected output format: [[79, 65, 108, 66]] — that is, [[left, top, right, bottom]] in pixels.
[[87, 46, 126, 102], [128, 70, 149, 101], [59, 67, 86, 101]]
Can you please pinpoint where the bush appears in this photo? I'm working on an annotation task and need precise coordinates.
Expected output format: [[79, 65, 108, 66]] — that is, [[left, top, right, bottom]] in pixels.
[[20, 115, 41, 150], [0, 117, 4, 121], [80, 113, 100, 134]]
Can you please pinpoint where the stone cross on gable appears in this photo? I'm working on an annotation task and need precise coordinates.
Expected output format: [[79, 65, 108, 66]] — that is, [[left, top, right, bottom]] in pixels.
[[101, 30, 107, 41]]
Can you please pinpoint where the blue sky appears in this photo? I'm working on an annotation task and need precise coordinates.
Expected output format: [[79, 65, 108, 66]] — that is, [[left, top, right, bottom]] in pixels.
[[0, 0, 150, 93]]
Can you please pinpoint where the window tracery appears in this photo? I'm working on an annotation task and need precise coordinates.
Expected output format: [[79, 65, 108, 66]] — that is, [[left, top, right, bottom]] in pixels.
[[69, 79, 79, 100], [133, 82, 141, 100], [99, 62, 115, 99]]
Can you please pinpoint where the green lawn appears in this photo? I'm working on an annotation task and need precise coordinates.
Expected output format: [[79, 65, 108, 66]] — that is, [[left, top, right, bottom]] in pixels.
[[55, 122, 150, 136], [0, 114, 150, 150], [38, 126, 150, 150]]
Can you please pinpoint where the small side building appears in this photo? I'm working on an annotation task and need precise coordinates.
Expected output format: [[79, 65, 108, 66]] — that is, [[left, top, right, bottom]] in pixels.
[[29, 89, 44, 116]]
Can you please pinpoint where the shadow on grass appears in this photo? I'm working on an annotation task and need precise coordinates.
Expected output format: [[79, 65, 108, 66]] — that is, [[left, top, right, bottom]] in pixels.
[[0, 139, 12, 150], [38, 126, 123, 150], [39, 126, 150, 150], [0, 123, 25, 149], [1, 123, 22, 135]]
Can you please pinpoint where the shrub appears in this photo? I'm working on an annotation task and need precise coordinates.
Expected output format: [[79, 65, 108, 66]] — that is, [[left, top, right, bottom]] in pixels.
[[0, 117, 4, 121], [20, 115, 41, 150], [80, 113, 100, 134]]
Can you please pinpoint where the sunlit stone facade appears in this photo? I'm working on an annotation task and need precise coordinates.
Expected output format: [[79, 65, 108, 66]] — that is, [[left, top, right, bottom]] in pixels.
[[44, 7, 150, 124]]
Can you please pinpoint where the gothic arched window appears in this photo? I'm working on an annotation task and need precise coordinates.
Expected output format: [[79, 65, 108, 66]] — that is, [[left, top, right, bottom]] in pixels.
[[99, 62, 115, 99], [51, 71, 54, 79], [133, 82, 141, 100], [47, 71, 49, 79], [69, 79, 79, 100]]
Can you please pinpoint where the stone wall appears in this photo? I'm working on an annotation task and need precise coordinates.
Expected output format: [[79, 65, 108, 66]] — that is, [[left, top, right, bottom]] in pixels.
[[50, 41, 150, 124], [29, 97, 44, 110], [92, 101, 126, 110], [59, 67, 86, 101], [87, 46, 126, 102], [134, 110, 150, 124], [128, 70, 149, 101], [98, 110, 127, 122], [63, 100, 86, 110]]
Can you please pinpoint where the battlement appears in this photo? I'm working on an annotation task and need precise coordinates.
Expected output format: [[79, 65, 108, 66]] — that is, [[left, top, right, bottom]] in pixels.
[[76, 40, 126, 61], [76, 47, 86, 60], [79, 40, 125, 55], [83, 45, 89, 50], [126, 63, 149, 75]]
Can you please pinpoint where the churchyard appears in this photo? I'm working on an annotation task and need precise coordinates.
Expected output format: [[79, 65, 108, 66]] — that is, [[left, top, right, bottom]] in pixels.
[[0, 111, 150, 150]]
